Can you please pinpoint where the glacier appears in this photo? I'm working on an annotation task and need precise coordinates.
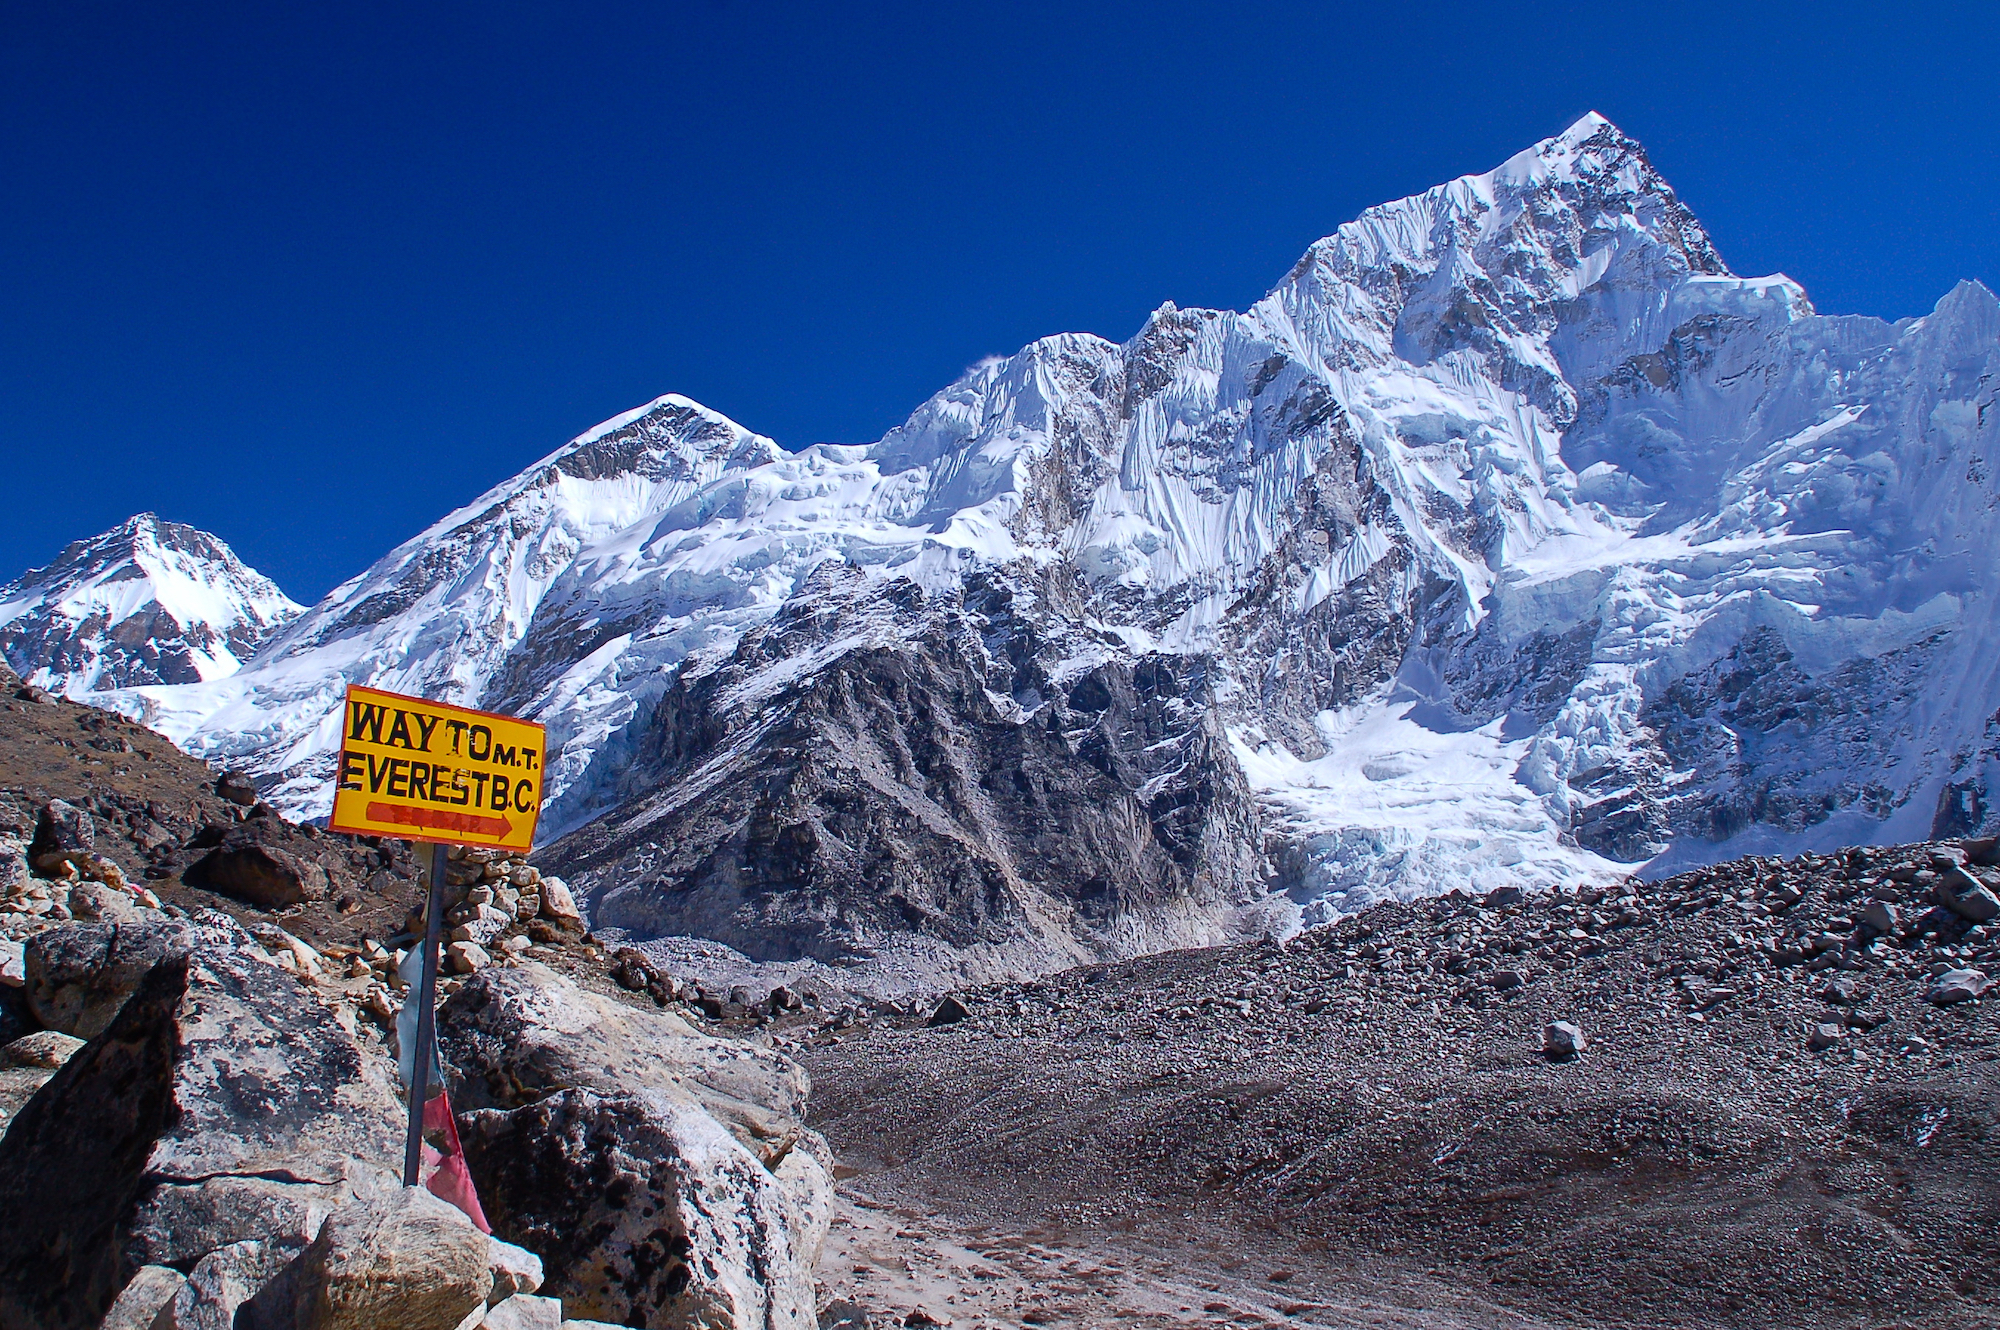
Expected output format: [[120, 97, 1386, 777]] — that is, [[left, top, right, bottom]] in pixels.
[[80, 111, 2000, 957]]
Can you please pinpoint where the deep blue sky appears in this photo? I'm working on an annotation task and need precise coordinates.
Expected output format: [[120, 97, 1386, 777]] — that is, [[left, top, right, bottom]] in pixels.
[[3, 1, 1994, 602]]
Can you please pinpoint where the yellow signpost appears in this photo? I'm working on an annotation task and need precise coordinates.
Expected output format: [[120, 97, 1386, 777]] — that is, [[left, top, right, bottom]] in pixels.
[[328, 684, 545, 851], [328, 683, 547, 1186]]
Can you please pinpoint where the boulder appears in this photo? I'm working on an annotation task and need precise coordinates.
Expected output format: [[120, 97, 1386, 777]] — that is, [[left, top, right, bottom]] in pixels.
[[0, 837, 27, 895], [460, 1089, 828, 1330], [98, 1264, 186, 1330], [287, 1186, 494, 1330], [926, 996, 969, 1027], [1857, 899, 1898, 934], [215, 771, 260, 807], [28, 799, 94, 875], [183, 833, 323, 909], [0, 913, 405, 1330], [1542, 1021, 1586, 1060], [1, 1030, 84, 1068], [66, 881, 154, 924], [536, 877, 582, 928], [0, 1030, 85, 1127], [1927, 968, 1992, 1005], [1935, 867, 2000, 923], [448, 941, 492, 974], [23, 918, 197, 1038], [437, 964, 817, 1162]]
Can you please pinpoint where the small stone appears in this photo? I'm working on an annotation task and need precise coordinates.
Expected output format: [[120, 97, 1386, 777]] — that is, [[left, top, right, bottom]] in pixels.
[[1820, 977, 1859, 1006], [1542, 1021, 1586, 1060], [486, 1235, 544, 1302], [500, 934, 531, 954], [1859, 899, 1898, 933], [0, 1030, 85, 1069], [927, 995, 971, 1027], [1807, 1022, 1844, 1051], [482, 1293, 564, 1330], [1486, 969, 1526, 992], [0, 941, 20, 988], [448, 941, 491, 974], [215, 772, 261, 806]]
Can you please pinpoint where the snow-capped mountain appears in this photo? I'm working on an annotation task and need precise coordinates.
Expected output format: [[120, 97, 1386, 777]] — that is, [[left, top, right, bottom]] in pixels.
[[70, 112, 2000, 986], [0, 514, 302, 695]]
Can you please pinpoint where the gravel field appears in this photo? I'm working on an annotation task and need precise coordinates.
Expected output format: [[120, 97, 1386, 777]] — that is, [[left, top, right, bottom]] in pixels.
[[805, 844, 2000, 1329]]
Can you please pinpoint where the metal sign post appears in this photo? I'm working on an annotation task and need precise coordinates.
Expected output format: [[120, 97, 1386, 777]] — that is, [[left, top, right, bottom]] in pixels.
[[402, 840, 450, 1186], [323, 683, 547, 1191]]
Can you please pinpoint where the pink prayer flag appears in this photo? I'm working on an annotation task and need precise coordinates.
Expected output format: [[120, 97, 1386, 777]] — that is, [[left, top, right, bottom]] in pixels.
[[420, 1089, 491, 1234]]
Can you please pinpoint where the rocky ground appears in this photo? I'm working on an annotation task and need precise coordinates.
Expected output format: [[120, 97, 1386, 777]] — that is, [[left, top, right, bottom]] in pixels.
[[801, 844, 2000, 1330]]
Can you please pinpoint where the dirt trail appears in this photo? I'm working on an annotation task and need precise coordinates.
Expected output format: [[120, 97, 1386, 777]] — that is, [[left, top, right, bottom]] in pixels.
[[816, 1187, 1570, 1330]]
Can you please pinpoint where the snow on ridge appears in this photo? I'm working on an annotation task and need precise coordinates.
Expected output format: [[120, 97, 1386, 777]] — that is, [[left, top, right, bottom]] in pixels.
[[62, 115, 2000, 924], [0, 513, 302, 696]]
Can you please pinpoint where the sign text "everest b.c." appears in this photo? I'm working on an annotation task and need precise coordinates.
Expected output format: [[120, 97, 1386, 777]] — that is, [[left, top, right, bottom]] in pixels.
[[328, 685, 545, 851]]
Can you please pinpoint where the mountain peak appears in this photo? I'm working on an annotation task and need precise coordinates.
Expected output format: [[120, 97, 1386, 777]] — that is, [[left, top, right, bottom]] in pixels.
[[0, 515, 302, 694]]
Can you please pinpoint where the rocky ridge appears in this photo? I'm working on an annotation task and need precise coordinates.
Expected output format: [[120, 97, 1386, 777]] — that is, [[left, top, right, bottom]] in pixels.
[[0, 673, 836, 1330]]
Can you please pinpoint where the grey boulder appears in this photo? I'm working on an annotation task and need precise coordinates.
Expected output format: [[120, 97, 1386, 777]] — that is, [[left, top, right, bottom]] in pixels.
[[460, 1088, 828, 1330], [24, 918, 196, 1038], [98, 1264, 186, 1330], [1927, 968, 1993, 1005], [0, 914, 405, 1330], [437, 963, 815, 1163]]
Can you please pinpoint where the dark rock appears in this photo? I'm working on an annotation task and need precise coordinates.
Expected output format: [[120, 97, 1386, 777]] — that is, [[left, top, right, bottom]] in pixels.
[[28, 799, 94, 874], [182, 819, 336, 908], [24, 919, 196, 1039], [927, 995, 971, 1027], [214, 772, 259, 807], [13, 685, 55, 706], [545, 566, 1270, 984], [1484, 885, 1525, 907]]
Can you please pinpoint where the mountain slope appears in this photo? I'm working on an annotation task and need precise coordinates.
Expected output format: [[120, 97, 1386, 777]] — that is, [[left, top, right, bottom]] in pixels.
[[48, 111, 2000, 988], [0, 514, 301, 695]]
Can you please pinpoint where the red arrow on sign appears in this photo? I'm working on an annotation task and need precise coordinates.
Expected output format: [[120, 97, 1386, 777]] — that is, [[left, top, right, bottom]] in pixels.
[[365, 802, 513, 839]]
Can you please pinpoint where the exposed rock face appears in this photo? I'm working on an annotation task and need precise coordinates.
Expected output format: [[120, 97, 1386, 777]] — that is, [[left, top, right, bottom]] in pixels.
[[461, 1089, 826, 1330], [549, 565, 1274, 989], [0, 913, 404, 1330]]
